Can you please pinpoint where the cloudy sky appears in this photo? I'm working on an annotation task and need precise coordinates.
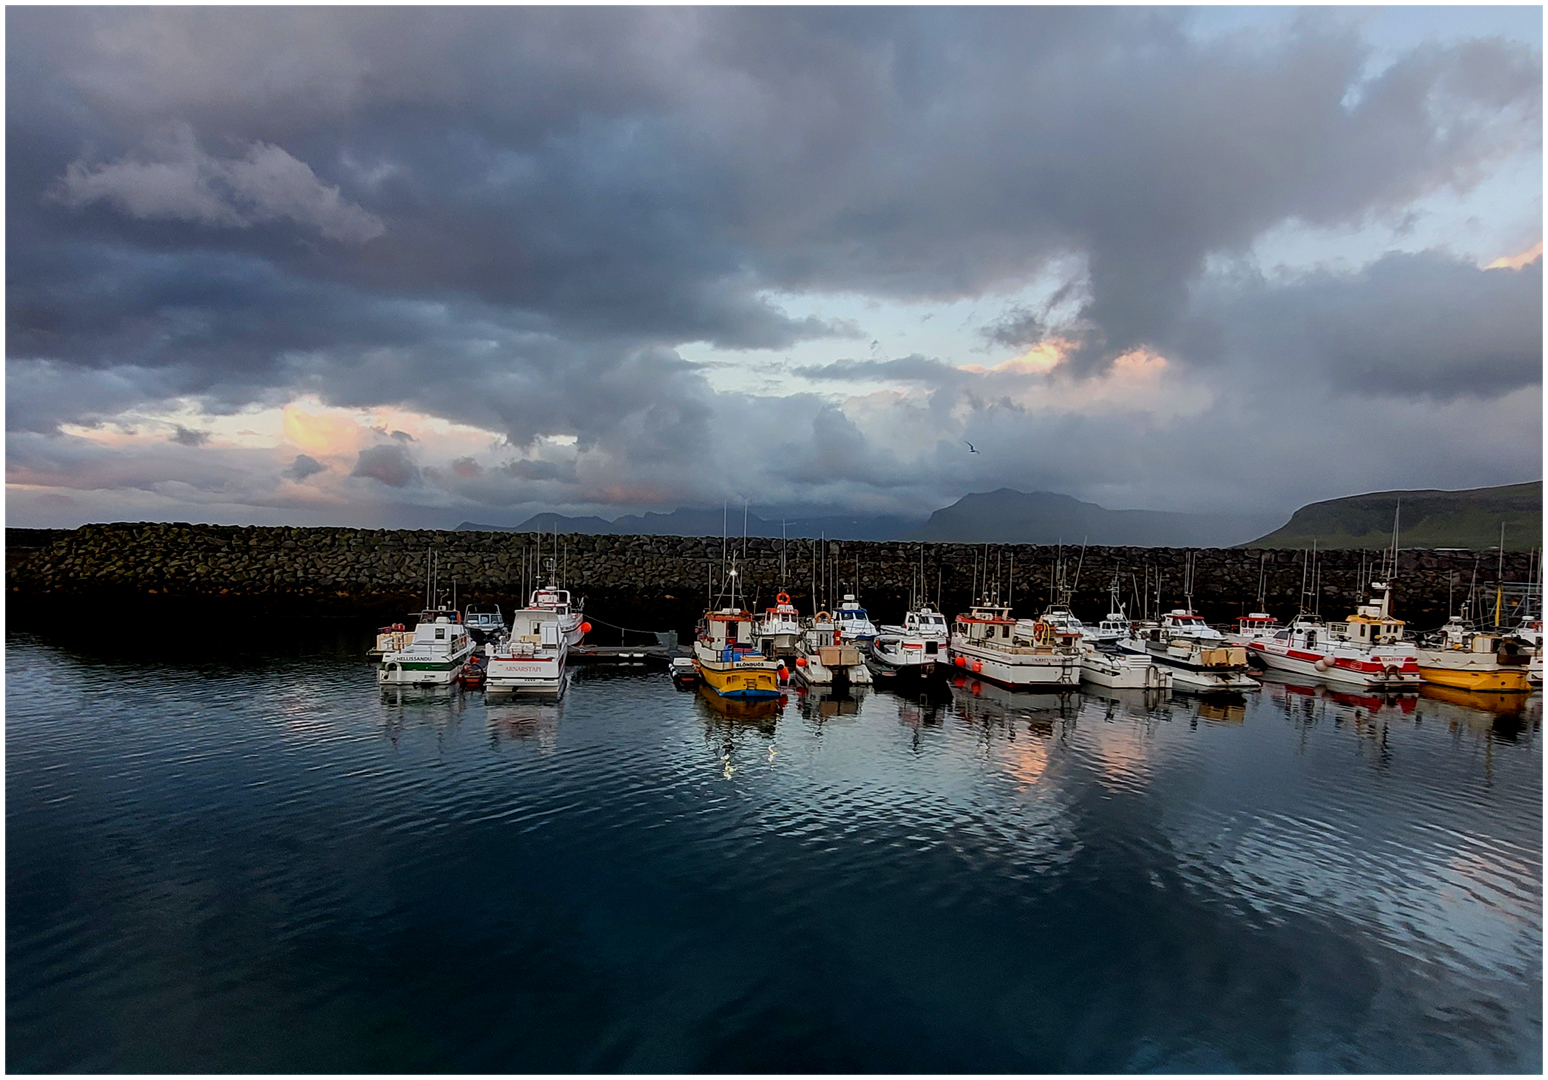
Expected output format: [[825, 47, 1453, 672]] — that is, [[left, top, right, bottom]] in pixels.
[[6, 6, 1542, 529]]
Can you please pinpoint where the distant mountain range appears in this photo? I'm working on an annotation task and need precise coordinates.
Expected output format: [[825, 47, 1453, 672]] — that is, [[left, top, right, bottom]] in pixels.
[[459, 481, 1542, 550], [458, 507, 925, 541], [903, 489, 1281, 547], [1246, 481, 1542, 551]]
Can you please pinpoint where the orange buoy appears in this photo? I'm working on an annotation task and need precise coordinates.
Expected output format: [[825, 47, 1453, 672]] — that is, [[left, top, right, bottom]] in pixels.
[[580, 622, 591, 634], [955, 655, 967, 667], [971, 660, 983, 674]]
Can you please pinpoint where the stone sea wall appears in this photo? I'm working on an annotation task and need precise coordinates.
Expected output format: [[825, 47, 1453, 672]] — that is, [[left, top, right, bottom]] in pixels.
[[7, 523, 1535, 637]]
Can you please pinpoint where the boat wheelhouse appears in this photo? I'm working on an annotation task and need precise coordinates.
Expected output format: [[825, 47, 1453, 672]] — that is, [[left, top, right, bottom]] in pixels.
[[462, 604, 507, 645], [1226, 612, 1281, 646], [753, 592, 804, 657], [485, 607, 569, 696], [833, 594, 880, 642], [529, 585, 587, 646], [378, 611, 475, 688], [1159, 609, 1226, 643], [948, 602, 1080, 690]]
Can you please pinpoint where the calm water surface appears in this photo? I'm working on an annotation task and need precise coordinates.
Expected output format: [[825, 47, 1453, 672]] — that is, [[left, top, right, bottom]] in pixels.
[[7, 627, 1542, 1072]]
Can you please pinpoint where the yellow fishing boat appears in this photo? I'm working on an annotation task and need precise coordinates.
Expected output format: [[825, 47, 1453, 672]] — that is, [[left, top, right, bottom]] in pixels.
[[1414, 614, 1532, 693], [694, 607, 782, 699]]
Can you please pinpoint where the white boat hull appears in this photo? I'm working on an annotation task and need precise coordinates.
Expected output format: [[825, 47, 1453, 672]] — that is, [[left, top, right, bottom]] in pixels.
[[485, 657, 567, 695], [1247, 641, 1421, 690], [948, 641, 1079, 689], [377, 657, 468, 688], [1078, 648, 1171, 690]]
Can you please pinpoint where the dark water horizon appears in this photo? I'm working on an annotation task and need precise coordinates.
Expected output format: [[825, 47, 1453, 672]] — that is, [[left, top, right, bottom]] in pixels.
[[7, 624, 1542, 1072]]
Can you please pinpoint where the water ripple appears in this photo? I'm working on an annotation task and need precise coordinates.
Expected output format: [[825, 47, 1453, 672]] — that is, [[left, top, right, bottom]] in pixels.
[[6, 633, 1541, 1072]]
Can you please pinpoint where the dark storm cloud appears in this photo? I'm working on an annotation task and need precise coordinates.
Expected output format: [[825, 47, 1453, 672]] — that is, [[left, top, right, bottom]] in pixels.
[[1186, 252, 1544, 400], [982, 309, 1047, 352], [793, 355, 964, 386], [4, 7, 1541, 523], [350, 443, 418, 488], [168, 425, 209, 446], [285, 454, 326, 481]]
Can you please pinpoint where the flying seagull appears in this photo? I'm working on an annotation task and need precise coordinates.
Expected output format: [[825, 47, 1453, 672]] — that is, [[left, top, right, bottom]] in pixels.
[[965, 440, 980, 454]]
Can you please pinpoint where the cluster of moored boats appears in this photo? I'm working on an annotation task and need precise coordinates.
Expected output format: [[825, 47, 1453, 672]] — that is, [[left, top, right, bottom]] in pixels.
[[679, 557, 1542, 702], [367, 544, 1542, 703], [372, 576, 587, 695]]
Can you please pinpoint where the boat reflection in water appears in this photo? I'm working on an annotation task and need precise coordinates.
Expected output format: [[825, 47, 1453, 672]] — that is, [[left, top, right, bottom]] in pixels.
[[947, 673, 1078, 731], [1192, 698, 1247, 724], [484, 696, 563, 747], [1076, 686, 1174, 723], [695, 682, 784, 727], [794, 683, 866, 722], [1419, 681, 1533, 716]]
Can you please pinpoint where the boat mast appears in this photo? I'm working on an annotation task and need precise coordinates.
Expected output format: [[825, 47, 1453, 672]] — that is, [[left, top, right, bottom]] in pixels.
[[1496, 520, 1506, 628]]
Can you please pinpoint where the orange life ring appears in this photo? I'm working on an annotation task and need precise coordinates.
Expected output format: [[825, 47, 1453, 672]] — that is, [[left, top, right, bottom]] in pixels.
[[776, 592, 790, 605]]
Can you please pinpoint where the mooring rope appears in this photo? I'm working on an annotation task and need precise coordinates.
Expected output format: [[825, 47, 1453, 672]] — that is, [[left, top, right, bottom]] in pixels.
[[582, 614, 678, 645]]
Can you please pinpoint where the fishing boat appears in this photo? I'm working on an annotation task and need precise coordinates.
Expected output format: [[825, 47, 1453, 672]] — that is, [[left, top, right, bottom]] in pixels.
[[692, 559, 783, 700], [1078, 638, 1171, 690], [378, 610, 475, 688], [792, 610, 872, 686], [948, 601, 1081, 690], [695, 608, 783, 699], [1115, 627, 1256, 693], [752, 591, 804, 657], [461, 603, 506, 645], [1413, 610, 1533, 692], [485, 607, 569, 696], [833, 594, 880, 644], [1248, 581, 1421, 690], [867, 605, 949, 680]]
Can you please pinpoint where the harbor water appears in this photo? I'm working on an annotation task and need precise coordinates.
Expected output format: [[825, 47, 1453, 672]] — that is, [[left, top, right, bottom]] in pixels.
[[7, 625, 1542, 1071]]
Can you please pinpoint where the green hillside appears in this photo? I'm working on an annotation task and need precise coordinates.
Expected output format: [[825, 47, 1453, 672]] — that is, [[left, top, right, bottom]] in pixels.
[[1246, 481, 1543, 551]]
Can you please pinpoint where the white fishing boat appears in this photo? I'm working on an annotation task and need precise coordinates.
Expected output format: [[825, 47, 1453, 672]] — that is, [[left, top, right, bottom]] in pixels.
[[752, 591, 804, 657], [792, 610, 872, 686], [948, 601, 1081, 690], [378, 610, 475, 688], [1247, 582, 1421, 690], [833, 594, 880, 644], [485, 607, 569, 696], [867, 605, 949, 679]]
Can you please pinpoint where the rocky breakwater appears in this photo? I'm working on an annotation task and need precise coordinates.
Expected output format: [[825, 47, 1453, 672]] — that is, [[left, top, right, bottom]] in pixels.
[[7, 523, 1535, 635]]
